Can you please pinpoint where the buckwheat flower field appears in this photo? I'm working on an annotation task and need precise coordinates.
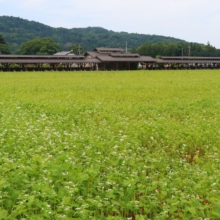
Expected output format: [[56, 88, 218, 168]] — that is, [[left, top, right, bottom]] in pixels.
[[1, 70, 220, 219]]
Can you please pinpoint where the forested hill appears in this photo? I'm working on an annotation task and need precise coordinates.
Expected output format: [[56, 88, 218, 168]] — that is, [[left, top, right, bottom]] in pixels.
[[0, 16, 188, 53]]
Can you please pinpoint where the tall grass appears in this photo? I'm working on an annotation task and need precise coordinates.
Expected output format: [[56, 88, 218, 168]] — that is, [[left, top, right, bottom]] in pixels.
[[0, 70, 220, 219]]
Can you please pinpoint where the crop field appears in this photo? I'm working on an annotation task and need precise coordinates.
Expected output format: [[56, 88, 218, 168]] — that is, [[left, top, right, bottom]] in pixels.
[[0, 70, 220, 219]]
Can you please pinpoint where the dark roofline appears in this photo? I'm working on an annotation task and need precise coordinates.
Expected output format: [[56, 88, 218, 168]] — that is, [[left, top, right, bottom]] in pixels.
[[110, 53, 140, 57], [155, 59, 220, 64], [160, 56, 220, 60], [0, 55, 85, 60], [94, 47, 124, 52], [0, 58, 101, 64], [96, 55, 156, 62]]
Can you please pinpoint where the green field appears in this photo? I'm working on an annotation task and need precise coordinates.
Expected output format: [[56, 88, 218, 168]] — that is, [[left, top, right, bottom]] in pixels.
[[1, 70, 220, 219]]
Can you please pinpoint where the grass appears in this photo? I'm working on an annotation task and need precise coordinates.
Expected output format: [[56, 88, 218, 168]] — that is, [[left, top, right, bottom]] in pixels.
[[0, 70, 220, 219]]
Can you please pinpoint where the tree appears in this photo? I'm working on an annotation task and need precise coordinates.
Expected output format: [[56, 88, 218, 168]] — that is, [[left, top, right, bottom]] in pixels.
[[134, 40, 218, 57], [18, 37, 60, 55], [0, 34, 11, 54], [0, 34, 6, 44], [67, 44, 84, 55]]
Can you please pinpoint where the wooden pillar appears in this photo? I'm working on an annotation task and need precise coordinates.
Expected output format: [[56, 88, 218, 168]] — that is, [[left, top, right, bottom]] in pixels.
[[24, 64, 27, 71]]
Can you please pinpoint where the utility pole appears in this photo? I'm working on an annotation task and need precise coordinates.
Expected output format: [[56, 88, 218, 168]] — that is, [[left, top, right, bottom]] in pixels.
[[182, 48, 183, 58], [78, 45, 81, 55], [125, 41, 127, 53], [188, 45, 191, 57]]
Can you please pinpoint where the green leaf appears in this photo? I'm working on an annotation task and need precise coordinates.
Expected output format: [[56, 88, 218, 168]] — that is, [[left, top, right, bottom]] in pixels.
[[188, 207, 196, 215], [78, 173, 89, 182], [62, 196, 71, 205], [28, 195, 35, 205], [0, 209, 8, 219], [136, 215, 145, 220], [212, 210, 220, 217]]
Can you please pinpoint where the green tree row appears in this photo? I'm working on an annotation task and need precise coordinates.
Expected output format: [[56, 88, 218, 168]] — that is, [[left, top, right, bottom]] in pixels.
[[0, 34, 11, 54], [1, 31, 220, 57], [132, 41, 219, 57], [0, 34, 84, 55]]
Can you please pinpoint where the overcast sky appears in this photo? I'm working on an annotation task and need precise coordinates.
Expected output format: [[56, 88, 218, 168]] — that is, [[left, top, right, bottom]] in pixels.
[[1, 0, 220, 48]]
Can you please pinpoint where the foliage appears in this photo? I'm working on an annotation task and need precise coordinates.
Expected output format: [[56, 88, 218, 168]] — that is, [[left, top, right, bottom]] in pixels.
[[0, 16, 187, 53], [132, 41, 220, 57], [0, 70, 220, 219], [9, 63, 20, 68], [0, 34, 11, 54], [18, 37, 61, 55], [67, 44, 84, 55], [0, 34, 6, 44]]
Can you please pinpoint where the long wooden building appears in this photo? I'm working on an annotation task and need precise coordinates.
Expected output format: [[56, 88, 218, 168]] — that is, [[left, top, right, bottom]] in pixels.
[[1, 47, 220, 71]]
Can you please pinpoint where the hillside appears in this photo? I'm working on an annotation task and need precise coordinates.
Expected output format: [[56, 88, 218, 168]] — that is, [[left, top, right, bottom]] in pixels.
[[0, 16, 188, 53]]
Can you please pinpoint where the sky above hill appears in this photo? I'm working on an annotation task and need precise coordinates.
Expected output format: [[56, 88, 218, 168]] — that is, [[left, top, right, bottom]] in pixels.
[[1, 0, 220, 48]]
